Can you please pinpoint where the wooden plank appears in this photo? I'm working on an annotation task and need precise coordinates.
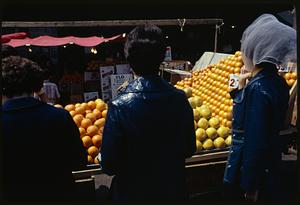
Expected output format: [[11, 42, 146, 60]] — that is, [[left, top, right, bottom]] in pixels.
[[186, 160, 227, 169], [2, 19, 224, 28], [72, 168, 103, 180], [185, 151, 229, 164]]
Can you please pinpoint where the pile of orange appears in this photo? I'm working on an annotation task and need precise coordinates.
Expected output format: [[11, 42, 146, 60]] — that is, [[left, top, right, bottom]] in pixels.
[[55, 99, 108, 164], [283, 71, 297, 87], [175, 51, 244, 129]]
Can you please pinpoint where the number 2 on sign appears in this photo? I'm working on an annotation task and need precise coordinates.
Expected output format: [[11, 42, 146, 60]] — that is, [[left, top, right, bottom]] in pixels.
[[229, 74, 239, 89]]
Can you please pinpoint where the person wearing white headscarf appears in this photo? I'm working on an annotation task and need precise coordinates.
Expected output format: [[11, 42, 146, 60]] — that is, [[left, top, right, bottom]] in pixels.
[[223, 14, 296, 202]]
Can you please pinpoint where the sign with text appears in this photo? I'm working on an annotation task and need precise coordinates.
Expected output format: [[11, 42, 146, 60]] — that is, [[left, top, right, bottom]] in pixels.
[[110, 74, 134, 99], [229, 74, 239, 89]]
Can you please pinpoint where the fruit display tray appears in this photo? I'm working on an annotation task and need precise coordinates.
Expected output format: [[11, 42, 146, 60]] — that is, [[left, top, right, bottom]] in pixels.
[[195, 146, 230, 155]]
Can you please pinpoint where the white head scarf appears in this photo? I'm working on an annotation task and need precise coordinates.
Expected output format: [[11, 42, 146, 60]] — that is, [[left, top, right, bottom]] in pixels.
[[241, 14, 296, 71]]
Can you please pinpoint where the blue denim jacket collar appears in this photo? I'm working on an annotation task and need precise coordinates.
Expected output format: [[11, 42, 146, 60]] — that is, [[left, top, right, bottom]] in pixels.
[[2, 97, 42, 112], [123, 75, 175, 93]]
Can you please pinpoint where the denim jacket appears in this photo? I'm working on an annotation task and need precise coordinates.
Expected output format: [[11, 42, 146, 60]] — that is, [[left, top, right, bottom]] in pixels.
[[223, 68, 289, 192]]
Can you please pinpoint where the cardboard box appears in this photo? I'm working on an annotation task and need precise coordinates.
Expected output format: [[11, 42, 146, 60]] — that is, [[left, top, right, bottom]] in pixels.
[[110, 74, 134, 99], [84, 71, 100, 82], [100, 66, 114, 79], [161, 69, 192, 85], [100, 78, 112, 92], [84, 92, 99, 102], [116, 64, 131, 74], [101, 92, 112, 103]]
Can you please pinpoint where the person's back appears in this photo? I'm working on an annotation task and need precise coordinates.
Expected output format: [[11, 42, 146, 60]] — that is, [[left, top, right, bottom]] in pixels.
[[102, 76, 195, 200], [100, 25, 196, 201], [1, 56, 87, 202]]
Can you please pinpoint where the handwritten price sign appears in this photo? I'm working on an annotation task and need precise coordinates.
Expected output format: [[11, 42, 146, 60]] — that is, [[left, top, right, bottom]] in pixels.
[[229, 74, 239, 89]]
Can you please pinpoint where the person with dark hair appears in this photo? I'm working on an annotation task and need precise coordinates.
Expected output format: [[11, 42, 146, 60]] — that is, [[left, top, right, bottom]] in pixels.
[[2, 56, 87, 202], [223, 14, 295, 202], [100, 25, 196, 201]]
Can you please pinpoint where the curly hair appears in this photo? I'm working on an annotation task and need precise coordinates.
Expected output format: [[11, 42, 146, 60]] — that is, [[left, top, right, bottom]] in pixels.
[[124, 24, 166, 75], [2, 56, 44, 98]]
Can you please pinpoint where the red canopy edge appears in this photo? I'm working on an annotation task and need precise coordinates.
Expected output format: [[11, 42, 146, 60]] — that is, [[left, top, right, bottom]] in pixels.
[[3, 33, 125, 47], [1, 32, 27, 43]]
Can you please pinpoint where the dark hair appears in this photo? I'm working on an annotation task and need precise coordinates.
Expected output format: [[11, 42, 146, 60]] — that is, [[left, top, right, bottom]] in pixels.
[[2, 44, 19, 58], [124, 24, 166, 75], [2, 56, 44, 98]]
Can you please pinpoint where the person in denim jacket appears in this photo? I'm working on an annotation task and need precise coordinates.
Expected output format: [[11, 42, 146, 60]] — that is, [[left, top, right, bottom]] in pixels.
[[100, 25, 196, 201], [223, 14, 295, 202]]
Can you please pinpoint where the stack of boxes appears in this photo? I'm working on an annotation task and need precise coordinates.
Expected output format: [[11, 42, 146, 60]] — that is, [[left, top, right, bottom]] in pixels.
[[83, 63, 133, 103]]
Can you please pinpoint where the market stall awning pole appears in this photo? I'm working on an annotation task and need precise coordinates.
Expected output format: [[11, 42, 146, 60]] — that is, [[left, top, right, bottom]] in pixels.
[[2, 19, 224, 27]]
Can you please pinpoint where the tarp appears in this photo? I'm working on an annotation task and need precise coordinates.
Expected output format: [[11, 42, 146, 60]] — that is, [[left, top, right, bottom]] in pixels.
[[3, 33, 125, 47], [1, 32, 27, 43], [192, 51, 231, 71]]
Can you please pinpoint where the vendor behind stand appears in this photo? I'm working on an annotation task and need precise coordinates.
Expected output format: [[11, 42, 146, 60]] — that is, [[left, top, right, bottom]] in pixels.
[[42, 70, 61, 105], [100, 24, 196, 201], [2, 56, 87, 202]]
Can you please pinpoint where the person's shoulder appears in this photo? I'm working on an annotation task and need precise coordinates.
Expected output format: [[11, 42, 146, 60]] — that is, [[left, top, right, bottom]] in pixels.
[[110, 92, 137, 108], [40, 103, 70, 118]]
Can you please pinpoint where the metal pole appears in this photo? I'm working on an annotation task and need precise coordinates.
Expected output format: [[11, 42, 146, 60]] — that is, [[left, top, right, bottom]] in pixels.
[[214, 24, 218, 53]]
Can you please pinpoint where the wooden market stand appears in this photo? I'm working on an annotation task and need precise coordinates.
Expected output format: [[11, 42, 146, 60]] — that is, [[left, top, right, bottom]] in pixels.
[[4, 18, 297, 200]]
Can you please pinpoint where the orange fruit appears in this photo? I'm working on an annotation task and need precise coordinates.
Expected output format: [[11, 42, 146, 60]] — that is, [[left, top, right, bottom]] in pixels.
[[290, 72, 297, 80], [54, 104, 63, 108], [81, 103, 89, 111], [75, 106, 85, 115], [87, 101, 96, 110], [86, 113, 97, 122], [93, 109, 102, 118], [73, 114, 84, 127], [226, 121, 232, 129], [95, 99, 104, 104], [81, 118, 93, 129], [75, 103, 81, 108], [96, 102, 106, 112], [284, 72, 291, 80], [222, 119, 228, 126], [87, 155, 93, 164], [235, 62, 242, 67], [69, 110, 77, 117], [73, 114, 84, 122], [92, 134, 102, 147], [81, 136, 93, 148], [287, 79, 295, 87], [102, 110, 108, 118], [94, 157, 100, 164], [98, 126, 104, 134], [234, 67, 240, 74], [79, 127, 86, 138], [87, 125, 99, 136], [65, 104, 75, 112], [88, 146, 99, 158], [85, 110, 92, 114]]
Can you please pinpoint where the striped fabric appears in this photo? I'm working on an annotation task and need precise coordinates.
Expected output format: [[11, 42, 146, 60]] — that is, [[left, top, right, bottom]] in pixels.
[[43, 80, 60, 103]]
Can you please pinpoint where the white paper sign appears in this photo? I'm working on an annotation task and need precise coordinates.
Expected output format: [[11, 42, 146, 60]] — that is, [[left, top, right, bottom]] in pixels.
[[110, 74, 134, 99], [229, 74, 239, 89], [84, 92, 99, 102]]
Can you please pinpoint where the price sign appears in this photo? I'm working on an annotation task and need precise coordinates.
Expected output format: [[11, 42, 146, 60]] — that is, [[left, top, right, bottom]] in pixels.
[[229, 74, 239, 89], [277, 65, 289, 73]]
